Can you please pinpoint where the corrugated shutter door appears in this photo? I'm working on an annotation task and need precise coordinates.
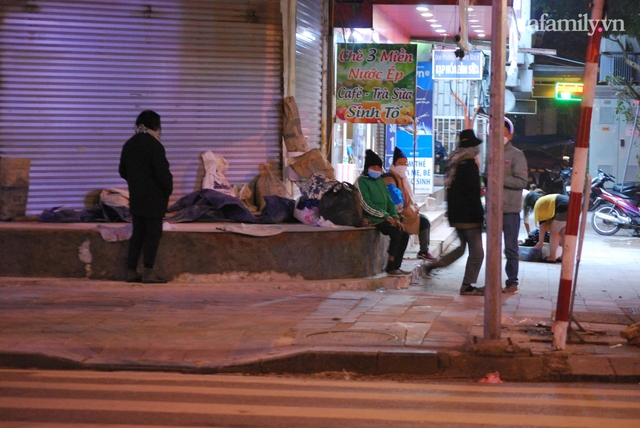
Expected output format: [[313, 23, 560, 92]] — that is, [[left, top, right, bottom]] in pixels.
[[0, 0, 283, 214], [295, 0, 325, 151]]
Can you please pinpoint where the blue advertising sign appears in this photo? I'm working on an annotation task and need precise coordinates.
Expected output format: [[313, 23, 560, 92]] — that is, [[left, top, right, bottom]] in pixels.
[[385, 59, 434, 193], [432, 50, 483, 80]]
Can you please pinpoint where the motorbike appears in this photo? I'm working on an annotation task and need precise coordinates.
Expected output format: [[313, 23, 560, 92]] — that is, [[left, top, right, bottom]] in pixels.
[[538, 167, 572, 195], [591, 186, 640, 236], [589, 169, 640, 211]]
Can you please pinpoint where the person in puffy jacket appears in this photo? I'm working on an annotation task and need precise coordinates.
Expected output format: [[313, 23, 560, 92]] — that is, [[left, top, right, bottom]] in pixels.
[[502, 118, 529, 294], [383, 147, 436, 261], [426, 129, 485, 296], [355, 150, 409, 276], [119, 110, 173, 283]]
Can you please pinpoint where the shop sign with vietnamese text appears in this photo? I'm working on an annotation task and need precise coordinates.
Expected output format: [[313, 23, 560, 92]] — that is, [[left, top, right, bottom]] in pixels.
[[336, 43, 417, 124], [432, 50, 483, 80]]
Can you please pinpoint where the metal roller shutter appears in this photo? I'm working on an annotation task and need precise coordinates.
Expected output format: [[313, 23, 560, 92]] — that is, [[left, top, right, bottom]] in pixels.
[[295, 0, 325, 151], [0, 0, 283, 215]]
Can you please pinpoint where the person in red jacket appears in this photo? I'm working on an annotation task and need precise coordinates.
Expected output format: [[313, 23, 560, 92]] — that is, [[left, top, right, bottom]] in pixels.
[[119, 110, 173, 283]]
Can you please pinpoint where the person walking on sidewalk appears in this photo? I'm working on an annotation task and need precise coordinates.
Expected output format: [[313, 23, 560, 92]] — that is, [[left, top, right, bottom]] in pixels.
[[119, 110, 173, 283], [427, 129, 485, 295], [502, 118, 529, 294], [356, 149, 410, 276], [533, 194, 569, 263], [383, 147, 436, 261]]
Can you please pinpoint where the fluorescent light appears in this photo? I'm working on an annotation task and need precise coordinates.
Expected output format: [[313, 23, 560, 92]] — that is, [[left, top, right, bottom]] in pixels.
[[431, 24, 442, 28], [467, 7, 474, 11], [469, 19, 480, 23], [416, 6, 429, 11], [474, 28, 485, 32], [477, 33, 485, 37], [426, 19, 438, 22], [435, 29, 446, 33], [421, 12, 433, 17]]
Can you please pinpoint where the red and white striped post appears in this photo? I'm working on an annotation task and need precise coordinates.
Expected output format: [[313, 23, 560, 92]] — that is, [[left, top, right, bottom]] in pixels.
[[553, 0, 606, 349]]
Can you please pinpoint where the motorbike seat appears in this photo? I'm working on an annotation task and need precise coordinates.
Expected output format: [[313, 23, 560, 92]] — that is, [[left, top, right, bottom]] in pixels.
[[611, 182, 640, 197]]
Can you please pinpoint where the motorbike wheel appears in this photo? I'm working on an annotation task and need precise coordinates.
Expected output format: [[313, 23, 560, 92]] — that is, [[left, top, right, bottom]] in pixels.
[[591, 205, 623, 236]]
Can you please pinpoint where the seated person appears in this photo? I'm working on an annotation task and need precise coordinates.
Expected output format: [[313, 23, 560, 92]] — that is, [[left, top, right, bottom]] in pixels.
[[355, 150, 410, 276], [533, 194, 569, 263], [383, 147, 436, 261]]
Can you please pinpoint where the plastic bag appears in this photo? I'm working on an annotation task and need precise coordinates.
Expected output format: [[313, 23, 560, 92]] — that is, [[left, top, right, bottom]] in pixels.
[[386, 182, 404, 212], [99, 188, 130, 208], [318, 182, 363, 227], [294, 198, 321, 226], [201, 151, 234, 196]]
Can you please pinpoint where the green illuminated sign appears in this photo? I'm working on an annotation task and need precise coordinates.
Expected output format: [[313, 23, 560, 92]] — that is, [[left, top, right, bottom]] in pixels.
[[555, 82, 583, 101]]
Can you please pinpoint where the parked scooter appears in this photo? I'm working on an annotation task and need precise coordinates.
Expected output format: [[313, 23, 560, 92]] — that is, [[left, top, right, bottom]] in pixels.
[[591, 186, 640, 236], [539, 167, 572, 195], [589, 169, 640, 211]]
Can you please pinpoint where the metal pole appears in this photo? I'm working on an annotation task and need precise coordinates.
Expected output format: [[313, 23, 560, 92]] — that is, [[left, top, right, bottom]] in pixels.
[[623, 103, 640, 181], [484, 0, 507, 340], [568, 173, 592, 340], [553, 0, 606, 349]]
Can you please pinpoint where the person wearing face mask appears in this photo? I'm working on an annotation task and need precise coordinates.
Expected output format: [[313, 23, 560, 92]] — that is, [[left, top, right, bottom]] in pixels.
[[355, 149, 410, 276], [502, 118, 529, 294], [425, 129, 485, 295], [383, 147, 436, 261]]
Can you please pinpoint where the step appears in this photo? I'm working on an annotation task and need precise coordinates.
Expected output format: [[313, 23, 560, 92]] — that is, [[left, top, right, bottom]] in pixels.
[[403, 203, 457, 260]]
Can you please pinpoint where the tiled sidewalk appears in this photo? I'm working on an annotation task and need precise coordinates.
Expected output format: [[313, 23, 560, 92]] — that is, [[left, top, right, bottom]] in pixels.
[[0, 221, 638, 380]]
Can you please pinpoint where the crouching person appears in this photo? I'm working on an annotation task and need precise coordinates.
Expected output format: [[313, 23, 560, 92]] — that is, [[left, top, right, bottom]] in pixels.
[[355, 150, 410, 276]]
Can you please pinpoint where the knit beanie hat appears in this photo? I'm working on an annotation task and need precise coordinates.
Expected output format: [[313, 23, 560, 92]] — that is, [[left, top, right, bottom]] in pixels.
[[392, 147, 407, 165], [458, 129, 482, 148], [363, 149, 383, 171]]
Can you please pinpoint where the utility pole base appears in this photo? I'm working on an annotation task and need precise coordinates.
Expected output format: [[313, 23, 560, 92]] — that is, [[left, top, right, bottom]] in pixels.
[[553, 321, 568, 350]]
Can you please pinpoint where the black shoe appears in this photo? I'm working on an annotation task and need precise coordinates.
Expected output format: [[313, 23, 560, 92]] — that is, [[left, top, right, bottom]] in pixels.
[[386, 269, 411, 276], [460, 284, 485, 296], [126, 269, 142, 283], [143, 269, 168, 284]]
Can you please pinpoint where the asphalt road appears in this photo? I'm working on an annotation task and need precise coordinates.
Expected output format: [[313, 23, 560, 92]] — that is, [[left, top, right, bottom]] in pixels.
[[1, 369, 639, 427]]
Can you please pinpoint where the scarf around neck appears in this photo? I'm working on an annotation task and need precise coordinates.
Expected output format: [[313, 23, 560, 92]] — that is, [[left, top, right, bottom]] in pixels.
[[445, 146, 479, 188], [136, 124, 161, 142], [389, 164, 414, 204]]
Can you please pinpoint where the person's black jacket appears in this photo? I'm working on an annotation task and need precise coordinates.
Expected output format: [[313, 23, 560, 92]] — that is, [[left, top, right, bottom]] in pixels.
[[119, 132, 173, 218], [447, 158, 484, 226]]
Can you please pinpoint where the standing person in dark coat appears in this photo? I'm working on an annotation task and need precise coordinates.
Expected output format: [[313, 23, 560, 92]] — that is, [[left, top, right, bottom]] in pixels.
[[119, 110, 173, 283], [425, 129, 485, 295]]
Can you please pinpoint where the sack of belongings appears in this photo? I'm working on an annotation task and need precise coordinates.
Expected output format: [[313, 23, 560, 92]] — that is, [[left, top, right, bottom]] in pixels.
[[283, 96, 309, 153], [289, 149, 335, 180], [254, 162, 291, 211], [318, 182, 363, 227]]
